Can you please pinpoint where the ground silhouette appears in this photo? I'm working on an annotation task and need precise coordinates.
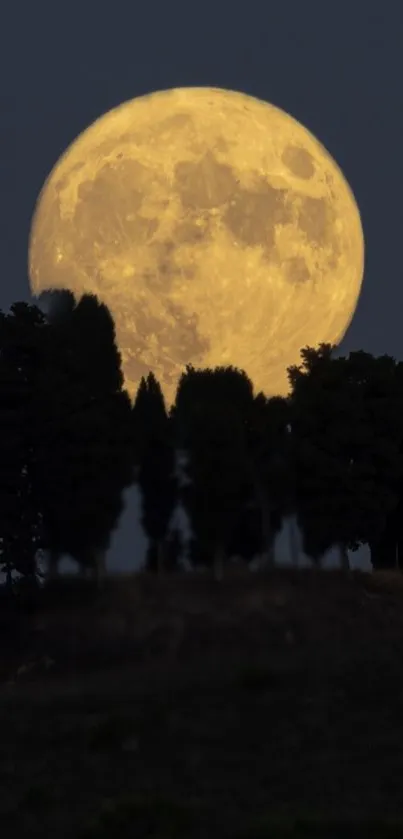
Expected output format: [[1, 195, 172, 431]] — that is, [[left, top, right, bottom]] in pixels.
[[2, 566, 403, 837]]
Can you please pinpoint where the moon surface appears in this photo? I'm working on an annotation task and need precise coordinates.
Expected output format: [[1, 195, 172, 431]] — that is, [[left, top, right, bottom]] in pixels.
[[28, 87, 364, 407]]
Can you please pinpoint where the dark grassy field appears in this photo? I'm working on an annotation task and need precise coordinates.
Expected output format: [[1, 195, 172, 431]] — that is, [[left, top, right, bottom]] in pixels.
[[2, 566, 403, 837]]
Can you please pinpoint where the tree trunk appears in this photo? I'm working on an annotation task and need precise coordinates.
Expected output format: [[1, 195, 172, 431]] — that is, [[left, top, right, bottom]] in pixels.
[[261, 505, 276, 568], [288, 516, 299, 567], [5, 562, 13, 593], [78, 561, 90, 579], [369, 529, 397, 571], [48, 549, 60, 580], [252, 474, 276, 569], [157, 540, 165, 575], [338, 543, 350, 572], [94, 547, 107, 586], [212, 543, 226, 581]]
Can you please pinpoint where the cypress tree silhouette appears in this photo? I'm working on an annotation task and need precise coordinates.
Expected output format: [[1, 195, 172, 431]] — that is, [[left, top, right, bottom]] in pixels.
[[165, 526, 183, 572], [35, 290, 133, 582], [246, 392, 294, 568], [172, 365, 254, 579], [226, 495, 264, 565], [132, 373, 177, 573]]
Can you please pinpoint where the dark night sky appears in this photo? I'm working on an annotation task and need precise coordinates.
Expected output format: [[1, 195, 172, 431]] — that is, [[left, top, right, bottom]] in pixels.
[[4, 2, 402, 571]]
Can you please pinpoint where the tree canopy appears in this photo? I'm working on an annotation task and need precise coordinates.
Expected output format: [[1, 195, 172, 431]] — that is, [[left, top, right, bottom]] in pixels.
[[1, 294, 403, 591]]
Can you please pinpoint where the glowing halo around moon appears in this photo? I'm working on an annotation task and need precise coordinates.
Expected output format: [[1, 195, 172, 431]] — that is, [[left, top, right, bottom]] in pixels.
[[28, 86, 365, 407]]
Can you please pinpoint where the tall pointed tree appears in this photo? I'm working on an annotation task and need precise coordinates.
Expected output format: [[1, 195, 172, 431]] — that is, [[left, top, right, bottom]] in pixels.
[[132, 372, 177, 573], [172, 365, 254, 578], [226, 487, 265, 566], [34, 290, 134, 581], [245, 392, 294, 568]]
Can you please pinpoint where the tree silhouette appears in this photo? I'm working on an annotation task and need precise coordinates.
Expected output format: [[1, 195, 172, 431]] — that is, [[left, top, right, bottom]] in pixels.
[[370, 497, 403, 570], [5, 283, 403, 594], [133, 373, 177, 573], [365, 359, 403, 570], [144, 527, 183, 573], [165, 526, 184, 571], [172, 365, 254, 578], [245, 392, 294, 567], [226, 494, 264, 565], [289, 344, 351, 567], [289, 345, 403, 568], [0, 303, 47, 587], [35, 291, 133, 582]]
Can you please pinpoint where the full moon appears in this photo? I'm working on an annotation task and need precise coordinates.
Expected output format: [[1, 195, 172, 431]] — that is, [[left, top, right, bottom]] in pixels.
[[28, 87, 364, 407]]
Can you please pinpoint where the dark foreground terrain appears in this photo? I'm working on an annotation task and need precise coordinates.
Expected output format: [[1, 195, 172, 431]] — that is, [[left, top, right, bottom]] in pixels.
[[2, 566, 403, 837]]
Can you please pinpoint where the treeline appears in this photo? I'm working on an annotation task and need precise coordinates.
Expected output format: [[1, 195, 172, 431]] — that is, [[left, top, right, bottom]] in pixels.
[[1, 289, 403, 591]]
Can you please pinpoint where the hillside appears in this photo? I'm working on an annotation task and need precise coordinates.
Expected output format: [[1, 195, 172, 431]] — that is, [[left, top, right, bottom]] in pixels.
[[2, 567, 403, 837]]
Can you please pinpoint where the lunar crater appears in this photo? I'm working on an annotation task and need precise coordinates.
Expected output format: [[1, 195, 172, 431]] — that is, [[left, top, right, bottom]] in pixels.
[[224, 180, 292, 252], [282, 145, 316, 179], [174, 151, 239, 210], [285, 256, 311, 285], [298, 195, 333, 245]]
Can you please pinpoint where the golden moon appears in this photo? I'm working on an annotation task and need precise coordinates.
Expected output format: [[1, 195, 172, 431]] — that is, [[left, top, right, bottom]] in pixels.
[[28, 87, 364, 407]]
